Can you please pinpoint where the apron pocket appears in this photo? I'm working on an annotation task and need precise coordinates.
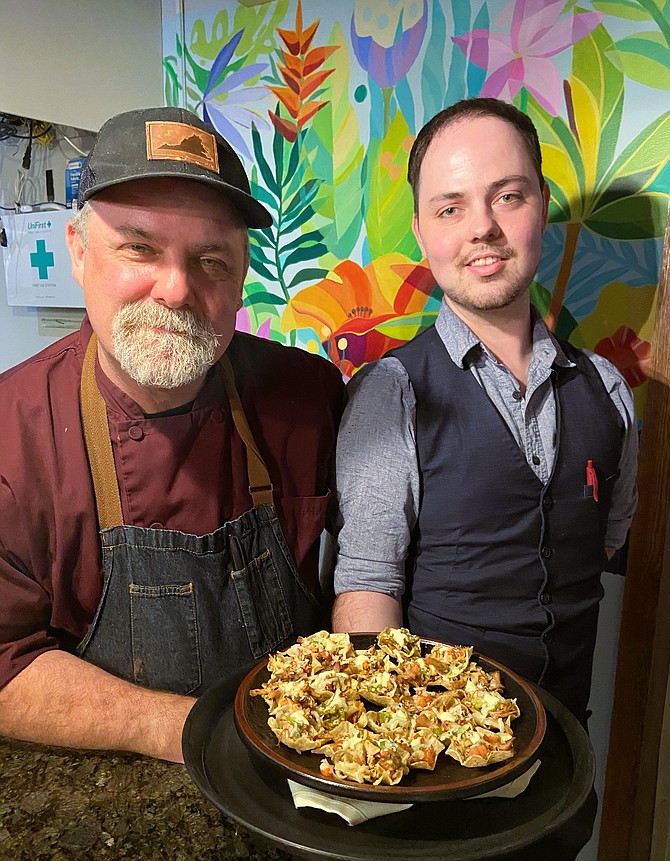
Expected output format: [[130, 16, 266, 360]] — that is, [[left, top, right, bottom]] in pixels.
[[129, 582, 201, 695], [231, 549, 293, 659]]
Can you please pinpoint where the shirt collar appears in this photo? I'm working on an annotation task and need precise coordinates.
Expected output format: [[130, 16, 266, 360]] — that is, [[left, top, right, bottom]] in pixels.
[[434, 298, 576, 370]]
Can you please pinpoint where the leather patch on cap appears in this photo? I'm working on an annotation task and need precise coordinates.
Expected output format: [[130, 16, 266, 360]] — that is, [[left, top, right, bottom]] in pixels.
[[145, 121, 219, 172]]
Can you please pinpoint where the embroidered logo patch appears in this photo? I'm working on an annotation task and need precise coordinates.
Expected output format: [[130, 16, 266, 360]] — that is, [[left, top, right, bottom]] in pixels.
[[145, 121, 219, 172]]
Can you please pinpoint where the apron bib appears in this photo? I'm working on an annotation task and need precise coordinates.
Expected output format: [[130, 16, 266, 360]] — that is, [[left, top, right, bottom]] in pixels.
[[76, 335, 322, 695]]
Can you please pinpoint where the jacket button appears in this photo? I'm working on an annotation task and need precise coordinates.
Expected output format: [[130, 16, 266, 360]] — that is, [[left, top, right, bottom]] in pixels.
[[542, 631, 553, 644], [541, 546, 554, 559], [512, 390, 523, 401], [128, 425, 144, 441], [211, 409, 224, 423], [540, 592, 552, 605], [542, 496, 554, 509]]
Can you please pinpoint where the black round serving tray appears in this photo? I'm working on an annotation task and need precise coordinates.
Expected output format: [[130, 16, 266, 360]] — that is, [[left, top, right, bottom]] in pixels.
[[183, 662, 595, 860]]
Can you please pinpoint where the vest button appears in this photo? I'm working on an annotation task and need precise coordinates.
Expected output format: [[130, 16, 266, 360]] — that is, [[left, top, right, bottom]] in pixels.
[[512, 390, 523, 401], [532, 454, 541, 465], [540, 592, 552, 605], [541, 546, 554, 559], [128, 425, 144, 441], [542, 496, 554, 510], [149, 521, 163, 529]]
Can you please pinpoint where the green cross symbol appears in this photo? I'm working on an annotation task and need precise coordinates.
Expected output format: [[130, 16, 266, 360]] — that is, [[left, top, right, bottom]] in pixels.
[[30, 239, 55, 279]]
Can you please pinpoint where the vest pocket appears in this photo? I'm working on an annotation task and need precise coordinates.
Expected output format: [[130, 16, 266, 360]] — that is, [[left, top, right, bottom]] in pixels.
[[230, 548, 293, 659], [129, 582, 201, 695]]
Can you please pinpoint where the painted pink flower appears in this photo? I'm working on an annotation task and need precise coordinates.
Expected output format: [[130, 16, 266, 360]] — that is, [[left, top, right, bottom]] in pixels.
[[595, 326, 651, 388], [453, 0, 602, 115], [236, 307, 271, 340]]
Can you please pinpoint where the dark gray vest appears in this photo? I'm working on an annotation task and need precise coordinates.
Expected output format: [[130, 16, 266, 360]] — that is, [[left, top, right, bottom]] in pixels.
[[390, 326, 624, 719]]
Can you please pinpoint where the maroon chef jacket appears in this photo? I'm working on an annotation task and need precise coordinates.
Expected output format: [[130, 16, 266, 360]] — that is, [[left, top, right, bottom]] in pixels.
[[0, 318, 344, 690]]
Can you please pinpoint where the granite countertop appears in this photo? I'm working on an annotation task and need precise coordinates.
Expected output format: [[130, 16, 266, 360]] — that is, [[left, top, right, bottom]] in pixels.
[[0, 736, 296, 861]]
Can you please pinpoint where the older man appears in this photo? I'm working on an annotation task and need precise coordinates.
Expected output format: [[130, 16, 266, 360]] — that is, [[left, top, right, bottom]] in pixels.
[[0, 108, 344, 762], [333, 98, 638, 723]]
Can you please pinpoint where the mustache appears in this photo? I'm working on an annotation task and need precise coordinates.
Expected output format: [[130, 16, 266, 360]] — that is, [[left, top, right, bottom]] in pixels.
[[114, 302, 220, 341], [458, 245, 515, 267]]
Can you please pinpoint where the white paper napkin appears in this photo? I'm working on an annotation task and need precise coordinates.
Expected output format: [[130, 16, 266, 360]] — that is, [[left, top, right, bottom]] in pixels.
[[288, 779, 413, 825], [288, 759, 541, 825]]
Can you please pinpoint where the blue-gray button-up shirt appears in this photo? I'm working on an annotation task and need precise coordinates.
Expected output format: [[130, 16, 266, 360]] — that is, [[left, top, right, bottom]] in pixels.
[[333, 300, 639, 598]]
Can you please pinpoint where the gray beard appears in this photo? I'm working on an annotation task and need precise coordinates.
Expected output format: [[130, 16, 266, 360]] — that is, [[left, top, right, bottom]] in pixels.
[[111, 302, 220, 389]]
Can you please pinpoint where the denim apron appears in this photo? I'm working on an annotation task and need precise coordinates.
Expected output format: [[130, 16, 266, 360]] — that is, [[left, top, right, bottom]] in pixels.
[[76, 334, 323, 695]]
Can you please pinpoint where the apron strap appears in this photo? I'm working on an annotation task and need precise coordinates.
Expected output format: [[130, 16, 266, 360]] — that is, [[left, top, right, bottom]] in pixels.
[[79, 335, 275, 531], [219, 354, 275, 508], [80, 333, 124, 529]]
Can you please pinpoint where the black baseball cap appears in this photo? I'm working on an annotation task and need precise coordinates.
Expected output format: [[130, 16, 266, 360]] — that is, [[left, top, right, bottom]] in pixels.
[[77, 107, 272, 228]]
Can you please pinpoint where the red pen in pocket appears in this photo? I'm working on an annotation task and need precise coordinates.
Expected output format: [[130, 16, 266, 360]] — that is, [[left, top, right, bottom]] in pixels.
[[585, 459, 599, 502]]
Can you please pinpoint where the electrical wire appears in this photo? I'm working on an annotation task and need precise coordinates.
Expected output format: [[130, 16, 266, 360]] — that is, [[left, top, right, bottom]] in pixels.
[[22, 121, 33, 170], [58, 131, 89, 157], [0, 114, 52, 143]]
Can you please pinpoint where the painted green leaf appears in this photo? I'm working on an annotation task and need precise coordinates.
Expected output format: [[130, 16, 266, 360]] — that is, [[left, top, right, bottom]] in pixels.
[[572, 25, 622, 120], [251, 127, 280, 197], [599, 109, 670, 193], [571, 25, 625, 182], [283, 243, 329, 267], [288, 267, 328, 289], [251, 185, 278, 211], [607, 33, 670, 89], [529, 283, 578, 340], [309, 22, 365, 260], [234, 0, 289, 64], [243, 280, 284, 304], [375, 313, 438, 339], [244, 292, 286, 307], [585, 192, 670, 239], [283, 205, 318, 233], [526, 95, 584, 217], [420, 0, 448, 122], [182, 43, 211, 94], [284, 180, 319, 218], [282, 229, 325, 254], [249, 255, 276, 282], [163, 56, 181, 107], [251, 225, 274, 246], [591, 1, 656, 20], [366, 111, 419, 260], [547, 185, 572, 224]]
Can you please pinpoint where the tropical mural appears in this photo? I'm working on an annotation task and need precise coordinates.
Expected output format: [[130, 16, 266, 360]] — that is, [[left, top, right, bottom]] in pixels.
[[162, 0, 670, 417]]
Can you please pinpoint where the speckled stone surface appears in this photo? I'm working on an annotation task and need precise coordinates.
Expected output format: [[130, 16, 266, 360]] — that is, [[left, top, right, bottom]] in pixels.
[[0, 737, 296, 861]]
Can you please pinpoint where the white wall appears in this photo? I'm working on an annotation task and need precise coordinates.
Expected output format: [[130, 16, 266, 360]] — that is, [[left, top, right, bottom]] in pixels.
[[0, 0, 163, 371], [0, 0, 164, 132]]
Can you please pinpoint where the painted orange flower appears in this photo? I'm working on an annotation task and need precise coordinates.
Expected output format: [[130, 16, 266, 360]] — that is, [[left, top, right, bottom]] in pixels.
[[594, 326, 651, 388], [269, 0, 338, 142], [282, 254, 437, 377]]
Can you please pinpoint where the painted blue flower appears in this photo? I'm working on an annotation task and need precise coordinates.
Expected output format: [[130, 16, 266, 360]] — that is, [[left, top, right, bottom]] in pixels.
[[201, 30, 269, 159], [350, 0, 428, 90]]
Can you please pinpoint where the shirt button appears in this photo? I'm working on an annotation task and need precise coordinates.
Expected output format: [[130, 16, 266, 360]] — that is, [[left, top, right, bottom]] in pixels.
[[542, 496, 554, 510], [211, 409, 224, 423], [512, 390, 523, 401], [128, 425, 144, 441], [532, 454, 541, 465], [541, 546, 554, 559], [540, 592, 552, 605]]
